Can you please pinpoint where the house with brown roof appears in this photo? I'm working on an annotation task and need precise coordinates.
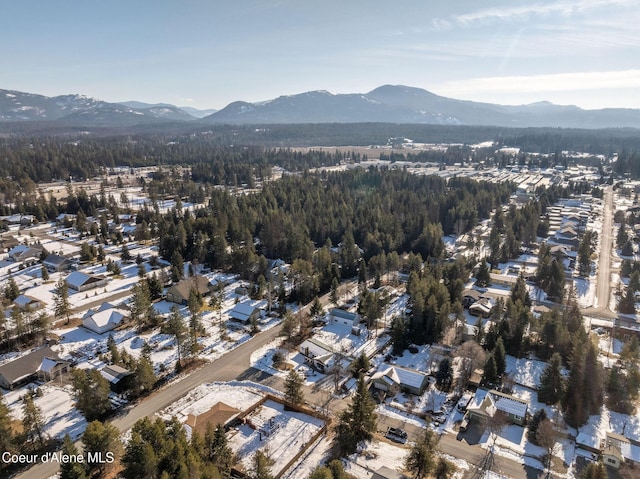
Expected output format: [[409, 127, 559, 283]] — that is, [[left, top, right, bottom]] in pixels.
[[166, 275, 212, 305], [184, 402, 241, 436]]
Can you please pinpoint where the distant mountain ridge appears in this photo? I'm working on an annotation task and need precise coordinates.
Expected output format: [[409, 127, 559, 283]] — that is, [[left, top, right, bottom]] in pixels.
[[1, 85, 639, 129], [202, 85, 640, 129]]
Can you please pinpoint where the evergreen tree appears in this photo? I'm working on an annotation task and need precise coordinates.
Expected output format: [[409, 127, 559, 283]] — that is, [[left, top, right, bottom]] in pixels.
[[59, 434, 87, 479], [82, 420, 121, 475], [133, 356, 157, 398], [22, 394, 46, 450], [41, 265, 50, 281], [0, 395, 14, 456], [538, 353, 565, 405], [494, 337, 506, 378], [130, 280, 152, 329], [482, 355, 498, 387], [404, 429, 437, 479], [167, 306, 188, 367], [335, 375, 377, 456], [205, 423, 234, 476], [4, 277, 20, 302], [435, 357, 453, 391], [284, 369, 304, 405], [53, 276, 72, 324], [527, 409, 547, 444], [121, 430, 157, 479], [350, 353, 371, 378], [251, 450, 274, 479], [71, 369, 111, 421]]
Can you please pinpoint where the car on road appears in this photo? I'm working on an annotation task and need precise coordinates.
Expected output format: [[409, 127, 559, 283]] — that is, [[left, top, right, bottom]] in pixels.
[[385, 427, 408, 444]]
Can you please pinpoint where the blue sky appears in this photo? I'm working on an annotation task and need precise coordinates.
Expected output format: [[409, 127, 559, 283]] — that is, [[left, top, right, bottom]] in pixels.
[[1, 0, 638, 110]]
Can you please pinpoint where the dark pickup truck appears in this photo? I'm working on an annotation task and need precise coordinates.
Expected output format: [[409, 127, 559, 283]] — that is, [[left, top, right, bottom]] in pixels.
[[385, 427, 408, 444]]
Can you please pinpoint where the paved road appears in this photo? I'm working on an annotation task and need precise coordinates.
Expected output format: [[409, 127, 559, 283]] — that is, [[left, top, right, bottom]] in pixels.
[[15, 323, 284, 479], [582, 185, 617, 321]]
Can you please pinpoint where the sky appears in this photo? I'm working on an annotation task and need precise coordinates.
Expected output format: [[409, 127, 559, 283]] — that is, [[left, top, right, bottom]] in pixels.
[[1, 0, 639, 110]]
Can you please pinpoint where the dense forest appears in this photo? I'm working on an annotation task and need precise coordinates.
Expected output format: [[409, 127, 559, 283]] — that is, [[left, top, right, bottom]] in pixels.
[[0, 123, 638, 193]]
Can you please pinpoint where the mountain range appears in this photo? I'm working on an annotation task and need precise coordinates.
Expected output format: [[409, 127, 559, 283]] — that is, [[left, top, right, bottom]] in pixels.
[[1, 85, 639, 129]]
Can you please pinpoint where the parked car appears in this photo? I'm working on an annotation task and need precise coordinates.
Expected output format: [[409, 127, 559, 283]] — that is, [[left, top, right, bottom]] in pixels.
[[385, 427, 408, 444]]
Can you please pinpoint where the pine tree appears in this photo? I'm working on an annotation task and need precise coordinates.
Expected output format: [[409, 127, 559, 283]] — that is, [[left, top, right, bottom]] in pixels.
[[435, 357, 453, 391], [41, 265, 50, 281], [0, 395, 14, 456], [22, 394, 46, 450], [4, 277, 19, 302], [538, 353, 564, 405], [130, 280, 152, 329], [133, 356, 156, 398], [563, 340, 587, 427], [82, 420, 121, 474], [121, 431, 157, 479], [482, 355, 498, 387], [494, 337, 506, 378], [167, 306, 188, 367], [335, 375, 377, 456], [284, 369, 304, 405], [71, 369, 111, 421], [527, 409, 547, 444], [251, 450, 274, 479], [204, 423, 234, 476], [53, 276, 72, 324], [59, 434, 87, 479], [404, 429, 437, 479]]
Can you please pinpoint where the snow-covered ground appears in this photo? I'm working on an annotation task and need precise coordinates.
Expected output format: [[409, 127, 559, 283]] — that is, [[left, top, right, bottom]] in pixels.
[[3, 383, 86, 440]]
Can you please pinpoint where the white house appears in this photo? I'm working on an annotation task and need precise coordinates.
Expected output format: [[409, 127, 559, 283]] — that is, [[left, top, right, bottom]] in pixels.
[[330, 308, 360, 327], [229, 300, 262, 323], [82, 303, 128, 334], [65, 271, 109, 292], [299, 337, 335, 373]]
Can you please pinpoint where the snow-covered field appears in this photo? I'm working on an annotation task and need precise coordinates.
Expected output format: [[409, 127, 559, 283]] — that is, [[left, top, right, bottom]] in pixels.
[[3, 383, 86, 440]]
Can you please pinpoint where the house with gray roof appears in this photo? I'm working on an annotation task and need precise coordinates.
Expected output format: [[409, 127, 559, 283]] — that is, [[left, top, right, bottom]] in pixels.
[[466, 389, 528, 426], [329, 308, 360, 327], [371, 364, 429, 396], [65, 271, 108, 292], [43, 253, 73, 273], [0, 347, 69, 389], [166, 275, 212, 305], [229, 300, 262, 323]]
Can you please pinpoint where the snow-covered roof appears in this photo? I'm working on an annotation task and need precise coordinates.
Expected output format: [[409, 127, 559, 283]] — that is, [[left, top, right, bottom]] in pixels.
[[65, 271, 105, 288], [372, 364, 428, 391], [229, 300, 261, 322], [83, 308, 127, 333], [299, 338, 333, 357], [467, 389, 527, 419], [491, 390, 528, 417]]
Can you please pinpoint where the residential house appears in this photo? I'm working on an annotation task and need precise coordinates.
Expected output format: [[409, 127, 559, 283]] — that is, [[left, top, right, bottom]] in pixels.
[[43, 253, 73, 273], [184, 402, 241, 437], [82, 303, 128, 334], [299, 337, 335, 373], [462, 289, 483, 309], [469, 298, 494, 318], [0, 347, 69, 389], [13, 294, 44, 312], [602, 432, 640, 469], [466, 389, 528, 426], [371, 364, 429, 396], [229, 300, 262, 323], [65, 271, 109, 292], [100, 364, 133, 393], [166, 275, 212, 305], [7, 244, 43, 264], [330, 308, 360, 327]]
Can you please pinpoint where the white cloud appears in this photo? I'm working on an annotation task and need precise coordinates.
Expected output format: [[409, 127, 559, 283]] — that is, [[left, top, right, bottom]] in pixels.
[[434, 0, 635, 28], [434, 69, 640, 95]]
